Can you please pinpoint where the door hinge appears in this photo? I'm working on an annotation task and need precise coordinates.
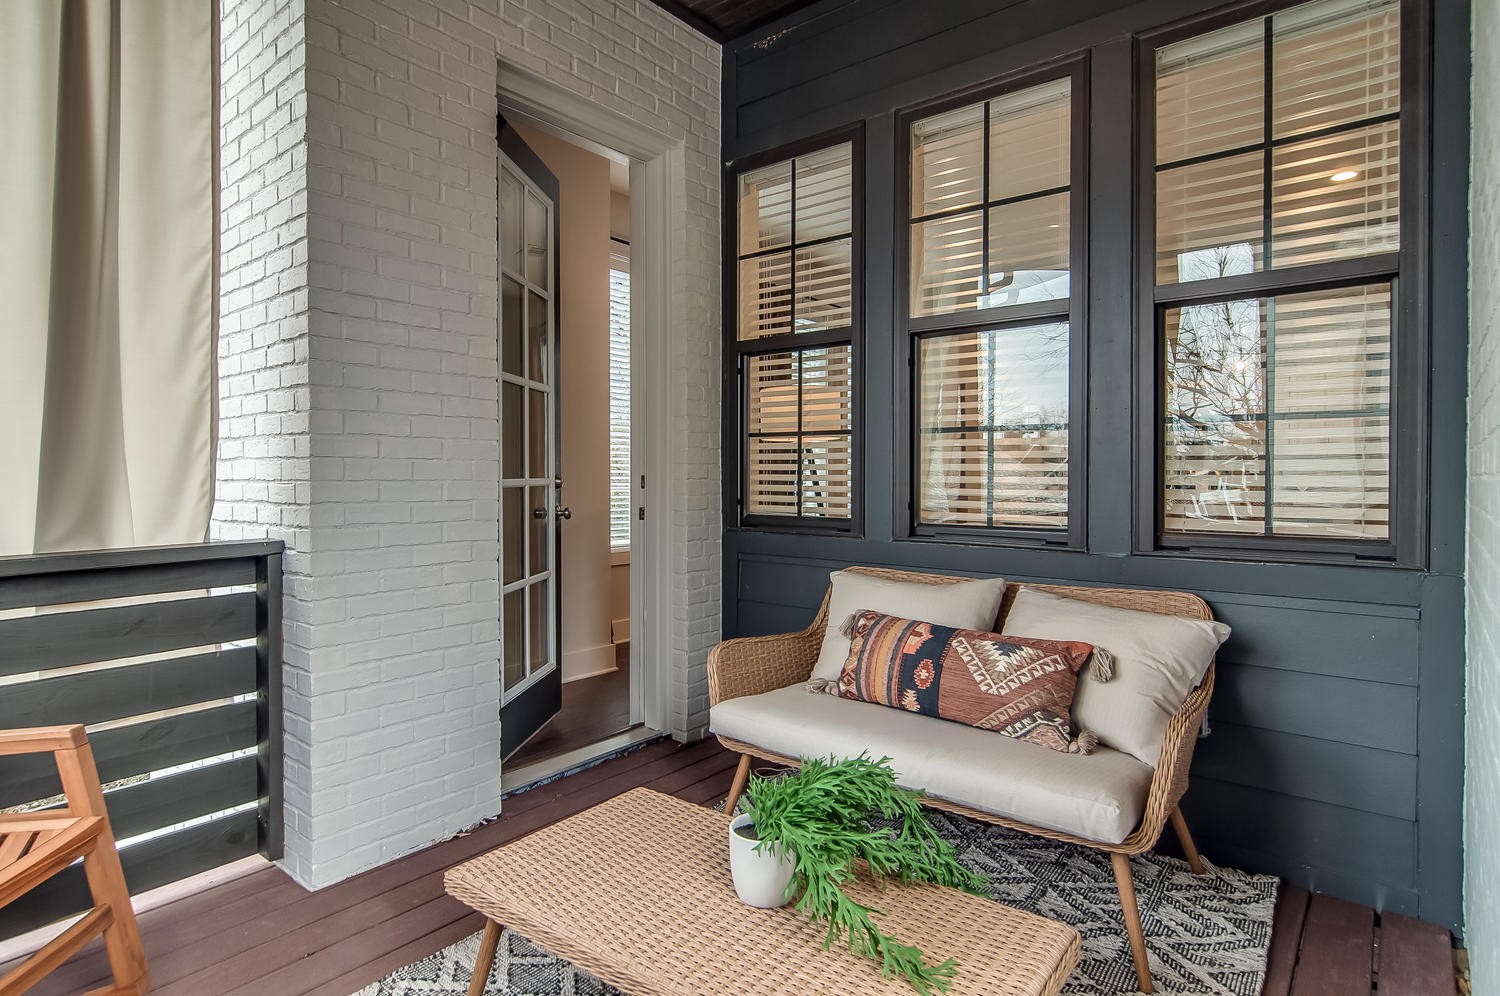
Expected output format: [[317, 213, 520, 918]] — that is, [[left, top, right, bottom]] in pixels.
[[637, 507, 646, 520], [639, 474, 646, 489]]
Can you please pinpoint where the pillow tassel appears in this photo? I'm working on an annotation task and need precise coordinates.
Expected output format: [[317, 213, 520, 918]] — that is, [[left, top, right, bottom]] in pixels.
[[1069, 729, 1099, 756], [806, 677, 837, 694], [1088, 647, 1116, 683], [838, 611, 861, 639]]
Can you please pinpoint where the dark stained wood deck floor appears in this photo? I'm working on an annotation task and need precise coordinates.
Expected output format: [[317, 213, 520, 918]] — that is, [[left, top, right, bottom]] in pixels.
[[7, 738, 1456, 996]]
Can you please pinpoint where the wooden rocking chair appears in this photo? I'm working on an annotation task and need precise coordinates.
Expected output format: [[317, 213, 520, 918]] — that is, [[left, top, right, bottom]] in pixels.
[[0, 726, 150, 995]]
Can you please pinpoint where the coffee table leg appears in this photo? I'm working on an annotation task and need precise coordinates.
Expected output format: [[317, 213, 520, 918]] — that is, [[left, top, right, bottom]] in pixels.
[[468, 919, 503, 996]]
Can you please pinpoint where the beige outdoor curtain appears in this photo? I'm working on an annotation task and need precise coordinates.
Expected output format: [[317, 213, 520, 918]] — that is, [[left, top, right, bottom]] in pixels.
[[0, 0, 216, 556]]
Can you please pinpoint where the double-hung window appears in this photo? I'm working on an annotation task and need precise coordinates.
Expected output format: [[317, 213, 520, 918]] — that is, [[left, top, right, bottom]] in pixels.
[[901, 61, 1088, 545], [732, 132, 861, 528], [1141, 0, 1424, 563]]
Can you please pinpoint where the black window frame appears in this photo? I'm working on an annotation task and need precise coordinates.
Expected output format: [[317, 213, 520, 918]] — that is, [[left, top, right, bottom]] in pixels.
[[894, 54, 1091, 551], [1134, 0, 1431, 568], [724, 123, 866, 535]]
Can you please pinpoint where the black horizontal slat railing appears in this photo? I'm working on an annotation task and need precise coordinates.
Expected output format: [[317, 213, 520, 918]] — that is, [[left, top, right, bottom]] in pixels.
[[0, 540, 284, 938]]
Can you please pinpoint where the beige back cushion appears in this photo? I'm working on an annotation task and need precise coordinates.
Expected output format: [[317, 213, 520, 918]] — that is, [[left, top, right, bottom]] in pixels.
[[809, 571, 1007, 689], [1000, 587, 1229, 766]]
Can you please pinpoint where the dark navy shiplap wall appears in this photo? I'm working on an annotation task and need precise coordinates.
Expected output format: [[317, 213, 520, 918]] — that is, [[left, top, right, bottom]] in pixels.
[[718, 0, 1471, 930]]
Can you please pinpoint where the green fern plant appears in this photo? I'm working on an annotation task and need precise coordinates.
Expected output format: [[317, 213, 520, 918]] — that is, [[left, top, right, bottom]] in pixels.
[[740, 753, 990, 994]]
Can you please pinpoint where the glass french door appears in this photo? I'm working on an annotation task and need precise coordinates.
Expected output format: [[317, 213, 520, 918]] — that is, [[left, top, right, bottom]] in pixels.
[[498, 116, 563, 760]]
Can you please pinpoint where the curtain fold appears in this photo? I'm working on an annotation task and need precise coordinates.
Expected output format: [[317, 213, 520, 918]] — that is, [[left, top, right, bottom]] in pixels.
[[1, 0, 216, 556]]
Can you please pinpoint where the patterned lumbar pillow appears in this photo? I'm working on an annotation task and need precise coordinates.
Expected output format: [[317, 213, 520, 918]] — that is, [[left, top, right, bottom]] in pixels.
[[837, 609, 1107, 754]]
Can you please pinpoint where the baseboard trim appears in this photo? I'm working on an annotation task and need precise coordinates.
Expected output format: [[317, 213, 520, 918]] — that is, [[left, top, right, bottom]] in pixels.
[[562, 643, 616, 683], [611, 616, 630, 644], [563, 663, 619, 683]]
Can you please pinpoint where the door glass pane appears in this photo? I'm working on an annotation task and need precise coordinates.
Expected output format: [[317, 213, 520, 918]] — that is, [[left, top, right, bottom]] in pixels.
[[916, 324, 1070, 529], [739, 252, 793, 339], [794, 143, 853, 243], [738, 159, 792, 255], [528, 581, 550, 671], [910, 211, 984, 317], [985, 194, 1070, 306], [503, 589, 524, 690], [1156, 20, 1264, 165], [529, 485, 549, 577], [1156, 151, 1265, 284], [525, 190, 548, 286], [502, 277, 523, 376], [503, 488, 524, 584], [911, 103, 984, 217], [794, 240, 852, 332], [528, 389, 547, 479], [1272, 0, 1400, 139], [988, 79, 1071, 202], [527, 290, 549, 382], [503, 382, 523, 480], [1270, 120, 1399, 268], [501, 170, 523, 275]]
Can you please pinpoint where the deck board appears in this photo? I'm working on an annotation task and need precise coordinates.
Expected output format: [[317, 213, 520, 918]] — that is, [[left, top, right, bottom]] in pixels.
[[1264, 884, 1311, 996], [1290, 893, 1376, 996], [1379, 912, 1456, 996], [2, 738, 1455, 996]]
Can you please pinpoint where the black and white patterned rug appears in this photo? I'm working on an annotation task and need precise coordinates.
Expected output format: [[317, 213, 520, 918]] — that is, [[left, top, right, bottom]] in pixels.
[[355, 808, 1276, 996]]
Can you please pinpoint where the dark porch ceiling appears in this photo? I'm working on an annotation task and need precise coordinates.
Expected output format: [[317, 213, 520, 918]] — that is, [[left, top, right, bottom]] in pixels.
[[644, 0, 825, 42]]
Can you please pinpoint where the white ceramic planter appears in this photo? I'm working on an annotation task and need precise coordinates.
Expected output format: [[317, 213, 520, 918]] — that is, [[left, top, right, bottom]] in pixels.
[[728, 812, 796, 908]]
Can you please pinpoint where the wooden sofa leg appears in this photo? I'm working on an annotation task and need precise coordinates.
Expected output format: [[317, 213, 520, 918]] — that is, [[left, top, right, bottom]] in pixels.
[[1110, 852, 1153, 994], [723, 754, 752, 815], [1169, 807, 1206, 875]]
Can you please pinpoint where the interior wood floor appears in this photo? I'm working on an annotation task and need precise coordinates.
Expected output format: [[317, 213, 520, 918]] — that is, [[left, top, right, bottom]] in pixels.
[[507, 644, 633, 769], [7, 738, 1456, 996]]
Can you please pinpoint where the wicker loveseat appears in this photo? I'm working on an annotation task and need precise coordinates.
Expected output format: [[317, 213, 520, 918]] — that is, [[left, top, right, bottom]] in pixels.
[[708, 567, 1218, 994]]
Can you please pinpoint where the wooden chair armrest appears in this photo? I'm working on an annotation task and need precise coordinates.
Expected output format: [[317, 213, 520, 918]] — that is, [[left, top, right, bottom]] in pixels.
[[0, 725, 88, 756], [1120, 664, 1215, 854], [708, 629, 823, 706]]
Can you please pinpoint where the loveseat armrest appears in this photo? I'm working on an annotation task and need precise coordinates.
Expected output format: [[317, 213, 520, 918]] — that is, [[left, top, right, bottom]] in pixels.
[[708, 629, 822, 706], [1119, 663, 1216, 855]]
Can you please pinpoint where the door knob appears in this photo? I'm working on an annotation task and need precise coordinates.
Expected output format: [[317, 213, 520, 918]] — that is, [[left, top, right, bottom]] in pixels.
[[555, 506, 573, 520], [532, 507, 547, 519]]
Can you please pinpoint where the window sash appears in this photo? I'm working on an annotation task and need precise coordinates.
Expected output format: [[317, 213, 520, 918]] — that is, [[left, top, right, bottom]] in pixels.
[[899, 60, 1088, 547], [731, 130, 862, 530], [1137, 0, 1425, 565]]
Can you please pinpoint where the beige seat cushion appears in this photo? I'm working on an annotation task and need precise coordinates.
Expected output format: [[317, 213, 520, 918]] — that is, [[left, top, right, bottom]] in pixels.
[[809, 571, 1007, 689], [710, 685, 1155, 845]]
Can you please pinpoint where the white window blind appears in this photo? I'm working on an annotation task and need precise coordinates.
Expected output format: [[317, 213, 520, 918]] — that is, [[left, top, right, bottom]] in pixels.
[[906, 72, 1079, 535], [1152, 0, 1400, 543], [608, 246, 630, 550], [735, 141, 857, 523]]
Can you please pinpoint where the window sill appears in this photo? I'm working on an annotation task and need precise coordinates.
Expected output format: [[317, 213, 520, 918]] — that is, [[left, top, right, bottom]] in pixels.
[[610, 548, 630, 567]]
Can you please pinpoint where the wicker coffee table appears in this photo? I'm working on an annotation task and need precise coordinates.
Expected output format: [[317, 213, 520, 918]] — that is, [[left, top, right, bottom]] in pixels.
[[444, 787, 1080, 996]]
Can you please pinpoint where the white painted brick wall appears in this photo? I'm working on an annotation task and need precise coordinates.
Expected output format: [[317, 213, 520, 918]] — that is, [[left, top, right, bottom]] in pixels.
[[1468, 0, 1500, 986], [216, 0, 720, 889], [213, 0, 321, 885]]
